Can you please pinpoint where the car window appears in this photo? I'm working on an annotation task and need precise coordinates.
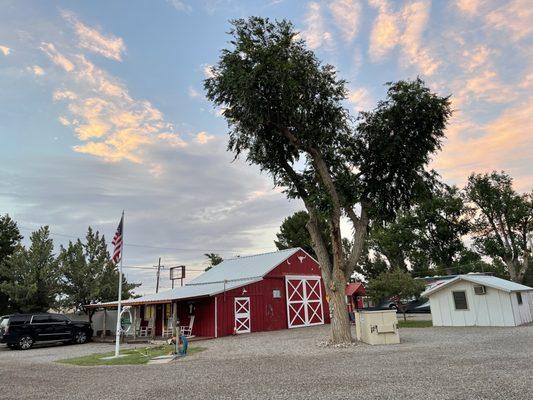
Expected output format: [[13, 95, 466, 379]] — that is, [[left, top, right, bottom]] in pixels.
[[0, 318, 8, 329], [8, 315, 29, 325], [31, 315, 53, 323], [50, 314, 68, 323]]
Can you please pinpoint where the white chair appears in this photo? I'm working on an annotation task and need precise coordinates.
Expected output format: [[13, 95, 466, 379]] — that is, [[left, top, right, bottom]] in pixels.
[[163, 318, 174, 337], [139, 320, 153, 337], [180, 315, 195, 337]]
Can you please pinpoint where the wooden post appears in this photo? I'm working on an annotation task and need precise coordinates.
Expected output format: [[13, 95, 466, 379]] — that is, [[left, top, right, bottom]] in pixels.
[[101, 308, 107, 339], [172, 302, 179, 354], [133, 307, 137, 339]]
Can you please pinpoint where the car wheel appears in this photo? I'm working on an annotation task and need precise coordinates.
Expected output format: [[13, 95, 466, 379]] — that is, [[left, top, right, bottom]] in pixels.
[[18, 335, 34, 350], [74, 330, 88, 344], [389, 304, 397, 309]]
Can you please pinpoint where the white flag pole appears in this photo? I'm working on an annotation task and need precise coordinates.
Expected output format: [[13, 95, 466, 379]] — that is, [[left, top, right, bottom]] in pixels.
[[114, 211, 124, 357]]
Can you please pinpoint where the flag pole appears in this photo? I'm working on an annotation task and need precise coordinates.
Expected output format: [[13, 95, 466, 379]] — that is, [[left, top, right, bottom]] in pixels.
[[114, 211, 124, 357]]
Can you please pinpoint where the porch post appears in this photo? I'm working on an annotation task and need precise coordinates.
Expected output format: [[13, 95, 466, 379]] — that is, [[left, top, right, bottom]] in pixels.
[[132, 306, 137, 339], [101, 308, 107, 339]]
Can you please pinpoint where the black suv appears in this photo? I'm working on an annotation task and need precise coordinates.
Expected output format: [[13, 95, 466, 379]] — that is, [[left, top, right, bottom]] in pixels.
[[0, 313, 93, 350]]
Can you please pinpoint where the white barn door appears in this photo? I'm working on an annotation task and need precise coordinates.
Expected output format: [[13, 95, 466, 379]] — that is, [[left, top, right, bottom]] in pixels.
[[234, 297, 251, 334], [285, 276, 324, 328]]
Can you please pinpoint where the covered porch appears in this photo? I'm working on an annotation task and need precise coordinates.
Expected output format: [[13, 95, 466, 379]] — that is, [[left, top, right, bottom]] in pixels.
[[88, 295, 215, 342]]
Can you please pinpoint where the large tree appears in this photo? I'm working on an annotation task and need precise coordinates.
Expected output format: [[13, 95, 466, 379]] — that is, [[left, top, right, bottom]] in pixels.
[[0, 214, 23, 314], [0, 226, 60, 312], [465, 171, 532, 283], [370, 185, 471, 276], [205, 18, 451, 343], [58, 227, 139, 319]]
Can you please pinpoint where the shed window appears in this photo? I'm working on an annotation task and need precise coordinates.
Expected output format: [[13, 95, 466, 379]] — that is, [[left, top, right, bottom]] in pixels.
[[517, 292, 523, 305], [273, 289, 281, 298], [453, 291, 468, 310]]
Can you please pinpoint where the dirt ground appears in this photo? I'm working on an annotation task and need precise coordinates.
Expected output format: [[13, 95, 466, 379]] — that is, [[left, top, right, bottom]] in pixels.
[[0, 323, 531, 400]]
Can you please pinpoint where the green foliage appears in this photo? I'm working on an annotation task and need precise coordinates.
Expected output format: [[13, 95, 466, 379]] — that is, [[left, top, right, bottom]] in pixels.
[[465, 171, 532, 282], [275, 211, 323, 258], [205, 16, 451, 269], [0, 214, 23, 314], [58, 227, 139, 314], [0, 227, 60, 312], [57, 345, 206, 366], [370, 184, 471, 276], [204, 253, 223, 271], [367, 269, 426, 318], [397, 320, 432, 328]]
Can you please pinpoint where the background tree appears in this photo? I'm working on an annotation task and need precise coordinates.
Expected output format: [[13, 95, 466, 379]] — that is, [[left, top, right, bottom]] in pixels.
[[275, 211, 319, 257], [367, 269, 426, 321], [204, 253, 223, 271], [205, 17, 451, 343], [0, 214, 23, 314], [0, 226, 60, 312], [466, 171, 532, 283], [58, 227, 139, 320]]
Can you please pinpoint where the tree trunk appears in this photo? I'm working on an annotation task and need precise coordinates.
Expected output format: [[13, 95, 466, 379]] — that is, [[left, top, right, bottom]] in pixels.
[[325, 271, 353, 344]]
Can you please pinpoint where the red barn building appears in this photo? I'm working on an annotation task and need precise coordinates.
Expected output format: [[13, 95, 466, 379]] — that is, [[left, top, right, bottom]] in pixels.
[[97, 248, 330, 338]]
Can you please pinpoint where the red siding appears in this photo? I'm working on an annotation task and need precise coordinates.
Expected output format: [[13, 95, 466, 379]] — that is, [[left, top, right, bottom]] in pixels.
[[170, 249, 330, 338]]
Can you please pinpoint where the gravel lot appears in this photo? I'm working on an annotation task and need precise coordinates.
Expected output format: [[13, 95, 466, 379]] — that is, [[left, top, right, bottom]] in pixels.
[[0, 324, 532, 400]]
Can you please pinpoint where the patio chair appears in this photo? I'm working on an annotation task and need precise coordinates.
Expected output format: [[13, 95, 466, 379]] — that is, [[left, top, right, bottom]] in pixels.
[[139, 320, 153, 337], [180, 315, 195, 338], [163, 318, 174, 337]]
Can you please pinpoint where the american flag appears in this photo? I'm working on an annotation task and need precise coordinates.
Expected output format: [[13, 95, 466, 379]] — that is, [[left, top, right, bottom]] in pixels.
[[111, 215, 123, 264]]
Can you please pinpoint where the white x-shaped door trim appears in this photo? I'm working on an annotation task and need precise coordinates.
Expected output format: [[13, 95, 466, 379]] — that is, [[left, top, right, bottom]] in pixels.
[[285, 276, 324, 328], [234, 297, 251, 334]]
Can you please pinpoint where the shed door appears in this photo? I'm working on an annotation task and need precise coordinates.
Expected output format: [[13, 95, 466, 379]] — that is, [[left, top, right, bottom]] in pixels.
[[234, 297, 251, 334], [285, 276, 324, 328]]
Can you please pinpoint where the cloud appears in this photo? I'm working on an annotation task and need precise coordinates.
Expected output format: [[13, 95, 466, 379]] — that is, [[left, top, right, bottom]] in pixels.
[[40, 42, 75, 72], [300, 2, 334, 50], [0, 142, 299, 293], [29, 65, 45, 76], [167, 0, 192, 12], [485, 0, 532, 41], [195, 131, 215, 144], [330, 0, 362, 42], [58, 116, 71, 126], [0, 45, 10, 56], [188, 86, 201, 98], [43, 46, 183, 164], [347, 87, 373, 111], [368, 0, 438, 75], [455, 0, 483, 15], [62, 10, 126, 61], [434, 101, 533, 191], [53, 90, 78, 100]]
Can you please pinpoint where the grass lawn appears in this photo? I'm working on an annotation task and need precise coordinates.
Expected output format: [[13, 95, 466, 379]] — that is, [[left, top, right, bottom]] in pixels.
[[398, 320, 433, 328], [57, 344, 206, 366]]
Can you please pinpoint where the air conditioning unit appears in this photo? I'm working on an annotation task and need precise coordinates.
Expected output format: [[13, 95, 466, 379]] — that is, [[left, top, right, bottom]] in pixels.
[[474, 285, 486, 295]]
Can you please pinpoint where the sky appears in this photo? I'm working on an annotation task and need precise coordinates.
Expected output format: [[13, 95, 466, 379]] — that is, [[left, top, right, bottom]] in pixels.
[[0, 0, 531, 294]]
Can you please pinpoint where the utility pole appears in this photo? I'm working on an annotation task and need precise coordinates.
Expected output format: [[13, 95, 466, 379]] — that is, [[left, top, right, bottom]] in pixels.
[[154, 257, 164, 293]]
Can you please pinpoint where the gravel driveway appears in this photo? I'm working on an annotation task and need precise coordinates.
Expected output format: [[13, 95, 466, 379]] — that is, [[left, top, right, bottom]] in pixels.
[[0, 324, 531, 400]]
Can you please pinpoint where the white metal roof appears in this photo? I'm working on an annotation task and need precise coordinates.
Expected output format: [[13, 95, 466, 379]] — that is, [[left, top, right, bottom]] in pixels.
[[421, 274, 533, 297], [95, 248, 301, 307]]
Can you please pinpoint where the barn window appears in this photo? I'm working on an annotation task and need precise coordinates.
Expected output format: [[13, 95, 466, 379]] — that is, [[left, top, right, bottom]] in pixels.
[[272, 289, 281, 298], [517, 292, 523, 305], [453, 291, 468, 310]]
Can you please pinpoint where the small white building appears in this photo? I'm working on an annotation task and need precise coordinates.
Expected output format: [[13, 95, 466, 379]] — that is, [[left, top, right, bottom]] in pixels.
[[421, 274, 533, 327]]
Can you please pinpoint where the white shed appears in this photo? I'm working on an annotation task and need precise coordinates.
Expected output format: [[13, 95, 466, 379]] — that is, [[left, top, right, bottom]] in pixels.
[[421, 274, 533, 327]]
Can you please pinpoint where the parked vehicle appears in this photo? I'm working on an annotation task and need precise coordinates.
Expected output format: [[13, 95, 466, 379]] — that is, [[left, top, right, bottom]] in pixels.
[[0, 313, 93, 350]]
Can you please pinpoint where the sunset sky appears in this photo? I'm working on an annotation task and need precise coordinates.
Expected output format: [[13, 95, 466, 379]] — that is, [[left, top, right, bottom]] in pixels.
[[1, 0, 531, 294]]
